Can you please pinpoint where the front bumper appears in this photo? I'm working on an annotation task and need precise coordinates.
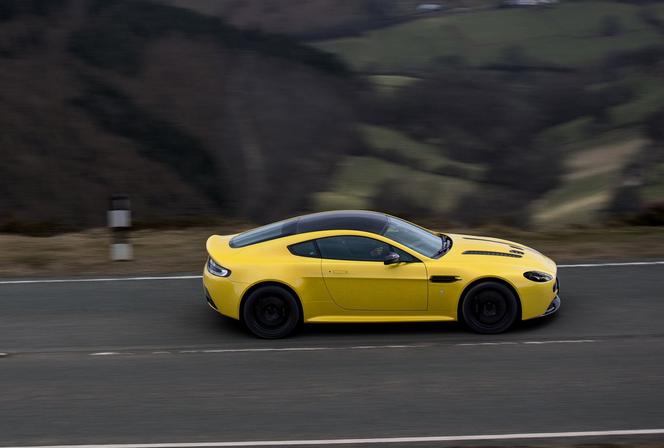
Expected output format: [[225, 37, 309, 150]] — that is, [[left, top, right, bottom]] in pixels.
[[540, 295, 561, 317]]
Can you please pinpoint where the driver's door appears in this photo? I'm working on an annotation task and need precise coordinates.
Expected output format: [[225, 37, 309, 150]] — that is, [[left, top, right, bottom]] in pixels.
[[317, 236, 428, 311]]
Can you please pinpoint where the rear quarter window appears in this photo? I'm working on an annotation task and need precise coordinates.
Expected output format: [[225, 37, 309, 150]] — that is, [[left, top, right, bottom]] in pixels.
[[288, 240, 320, 258], [229, 218, 297, 248]]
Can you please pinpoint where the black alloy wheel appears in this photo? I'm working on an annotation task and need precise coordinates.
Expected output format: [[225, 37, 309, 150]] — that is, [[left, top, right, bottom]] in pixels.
[[242, 285, 300, 339], [460, 281, 519, 334]]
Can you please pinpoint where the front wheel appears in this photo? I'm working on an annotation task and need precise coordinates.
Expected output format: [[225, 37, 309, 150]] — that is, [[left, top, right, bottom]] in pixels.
[[242, 286, 301, 339], [460, 281, 519, 334]]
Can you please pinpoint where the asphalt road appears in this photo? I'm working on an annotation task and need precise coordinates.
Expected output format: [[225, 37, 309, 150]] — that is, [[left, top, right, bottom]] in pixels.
[[1, 263, 664, 447]]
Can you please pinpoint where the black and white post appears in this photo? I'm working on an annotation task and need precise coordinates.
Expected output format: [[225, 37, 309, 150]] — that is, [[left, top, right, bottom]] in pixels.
[[108, 195, 133, 261]]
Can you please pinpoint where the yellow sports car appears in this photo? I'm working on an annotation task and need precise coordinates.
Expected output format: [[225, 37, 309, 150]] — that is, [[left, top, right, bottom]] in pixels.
[[203, 211, 560, 338]]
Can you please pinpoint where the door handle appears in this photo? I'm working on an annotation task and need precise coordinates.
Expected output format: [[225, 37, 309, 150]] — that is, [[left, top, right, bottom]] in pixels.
[[331, 269, 348, 274]]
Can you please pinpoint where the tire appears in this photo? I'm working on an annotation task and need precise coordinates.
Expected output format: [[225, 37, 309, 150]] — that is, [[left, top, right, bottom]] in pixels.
[[460, 281, 519, 334], [242, 285, 301, 339]]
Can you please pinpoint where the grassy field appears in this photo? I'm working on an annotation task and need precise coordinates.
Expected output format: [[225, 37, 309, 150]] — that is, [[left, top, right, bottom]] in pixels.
[[316, 1, 661, 72], [1, 225, 663, 278], [359, 124, 484, 177], [532, 138, 645, 225], [317, 122, 650, 226], [611, 74, 664, 127], [314, 125, 486, 214], [313, 155, 480, 214], [313, 0, 663, 227], [367, 75, 420, 95], [643, 161, 664, 203]]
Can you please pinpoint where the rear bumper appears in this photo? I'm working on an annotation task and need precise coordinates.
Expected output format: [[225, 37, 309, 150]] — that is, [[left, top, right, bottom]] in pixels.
[[202, 268, 245, 320], [540, 295, 561, 317], [205, 289, 219, 311]]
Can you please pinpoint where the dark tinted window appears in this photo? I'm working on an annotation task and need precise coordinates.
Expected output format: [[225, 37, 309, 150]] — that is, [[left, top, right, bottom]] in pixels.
[[229, 211, 391, 248], [317, 236, 393, 262], [297, 211, 387, 234], [288, 241, 320, 258], [229, 218, 298, 248], [391, 246, 418, 263]]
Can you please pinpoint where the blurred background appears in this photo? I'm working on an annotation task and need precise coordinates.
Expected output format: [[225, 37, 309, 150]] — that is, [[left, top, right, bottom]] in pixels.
[[2, 4, 664, 444], [1, 0, 663, 236]]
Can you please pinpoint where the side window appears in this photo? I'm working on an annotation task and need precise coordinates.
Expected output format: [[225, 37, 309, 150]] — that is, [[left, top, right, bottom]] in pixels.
[[317, 236, 393, 262], [391, 246, 418, 263], [288, 240, 320, 258]]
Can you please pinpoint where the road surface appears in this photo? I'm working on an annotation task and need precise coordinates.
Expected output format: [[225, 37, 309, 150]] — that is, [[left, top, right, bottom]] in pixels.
[[1, 263, 664, 447]]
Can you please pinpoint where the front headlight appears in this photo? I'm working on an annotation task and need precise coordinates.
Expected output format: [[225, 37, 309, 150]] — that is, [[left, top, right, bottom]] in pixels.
[[207, 257, 231, 277], [523, 271, 553, 282]]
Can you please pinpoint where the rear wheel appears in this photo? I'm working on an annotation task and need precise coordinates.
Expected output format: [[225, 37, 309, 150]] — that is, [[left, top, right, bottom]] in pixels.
[[242, 286, 300, 339], [460, 281, 519, 334]]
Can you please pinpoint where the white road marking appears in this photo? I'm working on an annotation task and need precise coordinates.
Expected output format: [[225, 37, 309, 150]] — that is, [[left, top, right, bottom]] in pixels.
[[557, 261, 664, 268], [0, 260, 662, 285], [0, 275, 202, 285], [81, 340, 598, 357], [523, 339, 596, 345], [87, 344, 429, 356], [3, 428, 664, 447], [456, 339, 597, 347]]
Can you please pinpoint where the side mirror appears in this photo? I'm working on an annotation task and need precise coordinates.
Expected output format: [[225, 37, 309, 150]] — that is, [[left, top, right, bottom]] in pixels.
[[384, 252, 401, 265]]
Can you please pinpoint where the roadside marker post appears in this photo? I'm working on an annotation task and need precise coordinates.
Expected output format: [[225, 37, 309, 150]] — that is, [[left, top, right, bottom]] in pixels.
[[108, 195, 133, 261]]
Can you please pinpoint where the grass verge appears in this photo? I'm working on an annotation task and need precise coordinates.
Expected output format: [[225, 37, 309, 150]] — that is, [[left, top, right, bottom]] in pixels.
[[0, 225, 662, 278]]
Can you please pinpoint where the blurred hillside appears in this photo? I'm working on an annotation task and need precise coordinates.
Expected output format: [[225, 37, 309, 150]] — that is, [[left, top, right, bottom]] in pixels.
[[0, 0, 360, 232], [161, 0, 477, 39], [1, 0, 663, 233]]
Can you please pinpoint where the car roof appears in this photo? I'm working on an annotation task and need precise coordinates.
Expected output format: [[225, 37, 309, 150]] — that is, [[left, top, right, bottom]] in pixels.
[[229, 211, 389, 248], [294, 210, 388, 235]]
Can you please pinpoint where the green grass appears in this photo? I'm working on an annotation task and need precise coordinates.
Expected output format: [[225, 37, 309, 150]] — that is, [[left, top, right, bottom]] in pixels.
[[550, 161, 624, 207], [651, 3, 664, 20], [315, 1, 663, 226], [359, 124, 485, 179], [536, 117, 596, 150], [368, 75, 420, 95], [611, 74, 664, 127], [313, 156, 479, 214], [642, 162, 664, 203], [532, 138, 644, 225], [314, 127, 485, 216], [533, 171, 615, 223], [315, 1, 661, 73]]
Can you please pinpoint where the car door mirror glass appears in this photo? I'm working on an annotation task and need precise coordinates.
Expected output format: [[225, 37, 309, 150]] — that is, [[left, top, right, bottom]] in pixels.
[[384, 252, 400, 265]]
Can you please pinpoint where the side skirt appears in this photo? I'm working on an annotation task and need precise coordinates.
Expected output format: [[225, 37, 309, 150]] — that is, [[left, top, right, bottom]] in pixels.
[[305, 315, 455, 323]]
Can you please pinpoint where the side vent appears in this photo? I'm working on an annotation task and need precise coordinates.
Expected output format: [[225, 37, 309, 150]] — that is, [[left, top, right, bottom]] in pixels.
[[430, 275, 461, 283], [462, 250, 523, 258]]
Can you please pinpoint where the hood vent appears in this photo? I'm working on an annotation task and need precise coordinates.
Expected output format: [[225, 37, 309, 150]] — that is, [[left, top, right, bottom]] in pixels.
[[463, 236, 500, 243], [462, 250, 523, 258], [463, 236, 527, 253]]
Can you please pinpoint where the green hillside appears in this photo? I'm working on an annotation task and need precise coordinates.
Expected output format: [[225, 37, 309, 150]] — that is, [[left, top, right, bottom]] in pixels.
[[316, 1, 662, 72], [1, 0, 662, 232], [311, 0, 664, 225]]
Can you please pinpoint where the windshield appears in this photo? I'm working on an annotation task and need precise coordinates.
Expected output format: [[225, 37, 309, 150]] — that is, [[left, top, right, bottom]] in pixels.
[[381, 217, 444, 258]]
